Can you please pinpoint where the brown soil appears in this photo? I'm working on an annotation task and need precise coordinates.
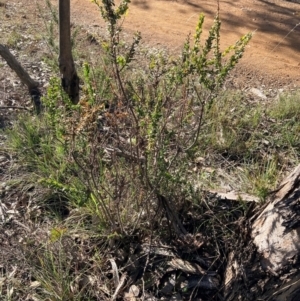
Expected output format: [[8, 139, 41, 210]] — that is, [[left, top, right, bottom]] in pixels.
[[71, 0, 300, 88]]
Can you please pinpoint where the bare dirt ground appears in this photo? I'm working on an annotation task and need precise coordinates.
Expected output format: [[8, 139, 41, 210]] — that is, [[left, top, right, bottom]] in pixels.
[[71, 0, 300, 89]]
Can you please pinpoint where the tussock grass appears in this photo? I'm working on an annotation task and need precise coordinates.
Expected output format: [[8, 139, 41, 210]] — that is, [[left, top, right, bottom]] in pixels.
[[268, 91, 300, 120]]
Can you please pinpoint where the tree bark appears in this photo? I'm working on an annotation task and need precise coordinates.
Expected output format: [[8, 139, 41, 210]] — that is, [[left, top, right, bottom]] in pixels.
[[58, 0, 79, 104], [0, 44, 41, 113], [223, 164, 300, 300]]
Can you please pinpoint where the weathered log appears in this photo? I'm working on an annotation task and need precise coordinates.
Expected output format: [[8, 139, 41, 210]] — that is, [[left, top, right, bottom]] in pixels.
[[252, 164, 300, 274], [223, 164, 300, 300]]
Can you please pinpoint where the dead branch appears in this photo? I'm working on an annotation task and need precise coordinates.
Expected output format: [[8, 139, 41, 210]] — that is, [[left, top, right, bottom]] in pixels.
[[0, 44, 42, 113], [0, 106, 30, 111], [208, 189, 260, 203]]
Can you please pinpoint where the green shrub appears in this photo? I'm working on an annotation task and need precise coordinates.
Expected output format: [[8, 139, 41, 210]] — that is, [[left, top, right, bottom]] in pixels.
[[6, 0, 251, 236]]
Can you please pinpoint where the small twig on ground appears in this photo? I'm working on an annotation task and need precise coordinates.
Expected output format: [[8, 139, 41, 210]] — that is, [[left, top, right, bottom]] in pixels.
[[0, 106, 31, 111]]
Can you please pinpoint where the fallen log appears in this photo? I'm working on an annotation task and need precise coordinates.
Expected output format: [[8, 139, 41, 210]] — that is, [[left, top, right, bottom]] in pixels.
[[223, 164, 300, 300], [252, 164, 300, 274]]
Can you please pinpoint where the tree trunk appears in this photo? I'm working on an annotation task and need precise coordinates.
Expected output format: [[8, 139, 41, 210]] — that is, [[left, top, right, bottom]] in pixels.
[[58, 0, 79, 104]]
